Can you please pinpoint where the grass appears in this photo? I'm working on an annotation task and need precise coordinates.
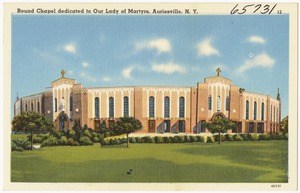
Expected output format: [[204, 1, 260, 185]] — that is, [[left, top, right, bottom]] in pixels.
[[11, 140, 288, 183]]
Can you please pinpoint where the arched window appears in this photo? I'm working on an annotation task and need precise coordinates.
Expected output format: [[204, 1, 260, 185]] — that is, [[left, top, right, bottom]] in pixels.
[[179, 97, 185, 118], [277, 107, 279, 122], [124, 96, 129, 117], [270, 105, 272, 122], [95, 97, 99, 118], [261, 103, 265, 121], [217, 96, 221, 112], [25, 104, 27, 111], [70, 95, 73, 112], [226, 96, 230, 111], [164, 96, 170, 118], [55, 98, 58, 112], [254, 101, 257, 120], [109, 97, 114, 118], [274, 107, 276, 123], [246, 100, 249, 120], [149, 96, 155, 118], [208, 95, 212, 110], [37, 102, 40, 113], [31, 103, 33, 111]]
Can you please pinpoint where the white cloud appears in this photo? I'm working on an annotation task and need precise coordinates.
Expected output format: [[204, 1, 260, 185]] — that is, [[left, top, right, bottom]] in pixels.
[[197, 38, 219, 57], [102, 77, 111, 82], [135, 38, 171, 54], [247, 35, 266, 44], [122, 66, 135, 79], [80, 72, 96, 82], [64, 43, 76, 54], [191, 66, 201, 72], [82, 62, 89, 68], [237, 53, 275, 73], [152, 62, 186, 74]]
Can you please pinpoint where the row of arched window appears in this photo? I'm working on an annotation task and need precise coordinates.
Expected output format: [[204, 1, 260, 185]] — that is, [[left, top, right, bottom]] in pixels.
[[94, 96, 129, 118], [246, 101, 265, 121], [149, 96, 185, 118], [54, 95, 74, 113], [208, 96, 230, 111], [24, 102, 40, 113]]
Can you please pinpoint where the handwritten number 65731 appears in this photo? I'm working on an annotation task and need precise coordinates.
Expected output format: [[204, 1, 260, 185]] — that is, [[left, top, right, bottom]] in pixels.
[[230, 4, 277, 14]]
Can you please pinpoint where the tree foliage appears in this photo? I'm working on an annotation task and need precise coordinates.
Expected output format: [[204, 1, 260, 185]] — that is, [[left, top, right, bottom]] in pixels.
[[111, 117, 143, 147], [280, 116, 288, 133], [202, 116, 236, 144], [12, 111, 53, 150]]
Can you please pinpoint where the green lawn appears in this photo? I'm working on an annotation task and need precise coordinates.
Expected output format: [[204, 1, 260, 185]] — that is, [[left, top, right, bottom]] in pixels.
[[11, 140, 288, 183]]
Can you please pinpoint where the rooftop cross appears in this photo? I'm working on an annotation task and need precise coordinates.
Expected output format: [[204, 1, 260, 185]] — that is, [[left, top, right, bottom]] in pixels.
[[61, 69, 65, 78], [216, 68, 221, 76]]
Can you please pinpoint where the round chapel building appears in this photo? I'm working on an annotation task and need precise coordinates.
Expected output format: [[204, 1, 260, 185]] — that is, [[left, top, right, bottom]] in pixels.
[[14, 69, 281, 134]]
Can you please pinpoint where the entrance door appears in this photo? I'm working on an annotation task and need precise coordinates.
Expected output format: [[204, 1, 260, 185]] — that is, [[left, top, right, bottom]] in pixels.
[[178, 120, 185, 133], [249, 122, 254, 133], [257, 123, 264, 133], [59, 115, 66, 130], [164, 120, 170, 133], [149, 120, 156, 133]]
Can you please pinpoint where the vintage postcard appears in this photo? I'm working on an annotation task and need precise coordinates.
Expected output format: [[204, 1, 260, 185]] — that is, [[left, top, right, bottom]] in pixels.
[[2, 2, 298, 191]]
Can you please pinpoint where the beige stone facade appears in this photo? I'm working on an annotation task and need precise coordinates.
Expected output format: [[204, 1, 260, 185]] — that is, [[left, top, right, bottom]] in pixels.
[[14, 70, 281, 134]]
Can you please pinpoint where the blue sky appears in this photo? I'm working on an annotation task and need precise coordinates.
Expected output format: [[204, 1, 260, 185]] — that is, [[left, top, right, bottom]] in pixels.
[[11, 15, 289, 118]]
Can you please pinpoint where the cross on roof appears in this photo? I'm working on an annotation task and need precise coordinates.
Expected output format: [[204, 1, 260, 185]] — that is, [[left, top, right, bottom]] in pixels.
[[216, 68, 221, 76], [61, 69, 65, 78]]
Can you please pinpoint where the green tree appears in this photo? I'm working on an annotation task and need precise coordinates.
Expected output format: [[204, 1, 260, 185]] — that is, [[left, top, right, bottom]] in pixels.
[[111, 117, 143, 148], [11, 112, 53, 150], [96, 121, 109, 137], [280, 116, 288, 133], [202, 116, 236, 144]]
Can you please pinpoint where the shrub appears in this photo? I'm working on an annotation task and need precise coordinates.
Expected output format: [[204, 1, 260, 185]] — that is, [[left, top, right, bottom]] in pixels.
[[79, 136, 93, 145], [154, 136, 163, 143], [135, 137, 142, 143], [69, 129, 76, 139], [163, 136, 170, 143], [92, 137, 99, 143], [129, 137, 136, 143], [41, 136, 59, 147], [91, 131, 98, 138], [270, 133, 281, 140], [172, 136, 179, 143], [214, 134, 226, 142], [83, 129, 92, 139], [250, 133, 259, 141], [206, 136, 215, 143], [120, 138, 127, 144], [197, 135, 206, 142], [59, 136, 68, 145], [100, 140, 109, 146], [234, 134, 243, 141], [277, 132, 286, 140], [52, 131, 63, 139], [11, 142, 18, 151], [225, 134, 234, 141], [240, 134, 250, 141], [184, 135, 190, 142], [33, 136, 44, 144], [67, 138, 79, 146], [12, 143, 24, 151], [13, 138, 31, 150], [109, 138, 119, 145], [189, 135, 197, 142], [259, 133, 271, 140], [142, 136, 154, 143]]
